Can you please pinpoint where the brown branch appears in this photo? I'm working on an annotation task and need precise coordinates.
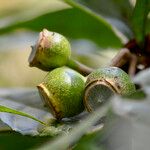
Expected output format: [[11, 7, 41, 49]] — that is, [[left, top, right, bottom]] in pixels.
[[109, 34, 150, 76], [128, 54, 138, 76], [109, 48, 131, 67]]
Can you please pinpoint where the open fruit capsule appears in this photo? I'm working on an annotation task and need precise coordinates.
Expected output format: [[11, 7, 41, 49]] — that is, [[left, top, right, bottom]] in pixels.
[[37, 67, 85, 120], [84, 67, 136, 112], [29, 29, 71, 71]]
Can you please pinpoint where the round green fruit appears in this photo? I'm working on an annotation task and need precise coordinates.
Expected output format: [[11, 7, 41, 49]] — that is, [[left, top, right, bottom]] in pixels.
[[29, 29, 71, 71], [84, 67, 136, 112], [37, 67, 85, 120]]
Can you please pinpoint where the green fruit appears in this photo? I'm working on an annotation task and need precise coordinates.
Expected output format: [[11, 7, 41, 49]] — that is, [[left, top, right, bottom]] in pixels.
[[37, 67, 85, 120], [84, 67, 136, 112], [29, 29, 71, 71]]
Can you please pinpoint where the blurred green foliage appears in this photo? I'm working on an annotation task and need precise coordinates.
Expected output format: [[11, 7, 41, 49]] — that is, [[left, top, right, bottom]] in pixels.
[[0, 0, 150, 150], [131, 0, 150, 43], [0, 8, 122, 48], [0, 131, 50, 150]]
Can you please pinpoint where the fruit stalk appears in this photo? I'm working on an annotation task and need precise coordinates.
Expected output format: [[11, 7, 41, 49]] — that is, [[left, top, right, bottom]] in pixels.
[[28, 29, 93, 76]]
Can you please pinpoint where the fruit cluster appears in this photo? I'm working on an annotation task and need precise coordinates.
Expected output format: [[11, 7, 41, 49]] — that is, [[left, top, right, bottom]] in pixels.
[[29, 29, 136, 120]]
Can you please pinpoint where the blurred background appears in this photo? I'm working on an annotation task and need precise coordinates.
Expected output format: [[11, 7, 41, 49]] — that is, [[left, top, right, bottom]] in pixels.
[[0, 0, 120, 87], [1, 1, 150, 150]]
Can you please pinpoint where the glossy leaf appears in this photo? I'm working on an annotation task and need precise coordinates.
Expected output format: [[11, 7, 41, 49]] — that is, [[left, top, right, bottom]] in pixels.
[[0, 131, 50, 150], [0, 89, 52, 135], [0, 105, 46, 125], [108, 94, 150, 150], [68, 0, 132, 19], [0, 0, 70, 28], [0, 7, 123, 48], [73, 132, 105, 150], [0, 88, 86, 136], [36, 102, 108, 150], [146, 18, 150, 34], [131, 0, 150, 44], [63, 0, 133, 38]]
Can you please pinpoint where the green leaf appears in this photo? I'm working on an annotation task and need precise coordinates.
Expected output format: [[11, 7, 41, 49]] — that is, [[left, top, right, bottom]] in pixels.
[[123, 90, 146, 100], [36, 102, 108, 150], [62, 0, 124, 47], [146, 18, 150, 34], [0, 89, 81, 136], [73, 132, 104, 150], [0, 105, 46, 125], [63, 0, 133, 38], [0, 131, 50, 150], [0, 0, 70, 28], [0, 5, 122, 48], [0, 89, 52, 135], [131, 0, 150, 44], [69, 0, 132, 19]]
